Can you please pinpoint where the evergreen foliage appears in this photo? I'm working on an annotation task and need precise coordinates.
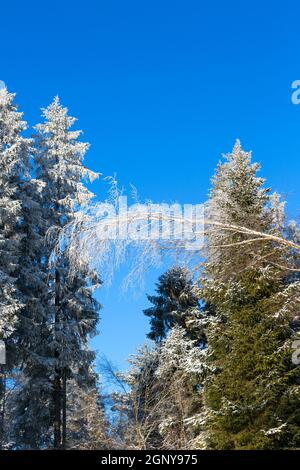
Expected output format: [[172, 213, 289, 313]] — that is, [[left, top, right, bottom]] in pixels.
[[203, 141, 300, 449]]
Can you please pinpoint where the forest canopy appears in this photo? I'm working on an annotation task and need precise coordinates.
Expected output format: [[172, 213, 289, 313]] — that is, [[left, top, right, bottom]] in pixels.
[[1, 86, 300, 450]]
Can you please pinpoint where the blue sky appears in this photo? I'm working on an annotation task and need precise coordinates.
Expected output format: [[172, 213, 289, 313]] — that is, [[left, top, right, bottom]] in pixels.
[[2, 0, 300, 372]]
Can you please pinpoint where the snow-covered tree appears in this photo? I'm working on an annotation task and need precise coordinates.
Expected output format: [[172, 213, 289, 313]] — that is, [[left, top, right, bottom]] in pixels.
[[32, 97, 101, 449], [66, 380, 110, 449], [203, 141, 300, 449], [9, 172, 55, 449], [0, 87, 33, 447], [144, 267, 204, 343], [111, 345, 162, 450], [111, 326, 208, 450], [155, 326, 207, 449], [0, 88, 32, 341], [203, 139, 283, 289]]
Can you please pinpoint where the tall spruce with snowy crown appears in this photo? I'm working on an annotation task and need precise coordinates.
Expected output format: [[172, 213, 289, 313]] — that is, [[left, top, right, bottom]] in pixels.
[[202, 141, 300, 449], [0, 88, 33, 447], [34, 97, 101, 449]]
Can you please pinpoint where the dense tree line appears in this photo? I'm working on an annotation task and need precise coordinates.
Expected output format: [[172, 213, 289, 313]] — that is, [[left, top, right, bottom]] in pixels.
[[1, 86, 300, 449], [109, 144, 300, 450], [0, 88, 105, 449]]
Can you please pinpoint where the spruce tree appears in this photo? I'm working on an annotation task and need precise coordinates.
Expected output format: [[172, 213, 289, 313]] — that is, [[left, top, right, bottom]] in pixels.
[[144, 267, 203, 343], [0, 87, 32, 447], [0, 87, 32, 343], [33, 97, 101, 449], [203, 141, 300, 449], [11, 168, 54, 449]]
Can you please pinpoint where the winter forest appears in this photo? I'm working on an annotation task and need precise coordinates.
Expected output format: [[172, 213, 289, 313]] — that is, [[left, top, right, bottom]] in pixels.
[[1, 84, 300, 452]]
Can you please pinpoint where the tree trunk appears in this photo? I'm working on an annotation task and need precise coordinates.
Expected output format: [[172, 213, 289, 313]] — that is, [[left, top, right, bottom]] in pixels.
[[53, 268, 62, 449], [0, 366, 5, 450], [53, 374, 61, 449], [62, 368, 67, 449]]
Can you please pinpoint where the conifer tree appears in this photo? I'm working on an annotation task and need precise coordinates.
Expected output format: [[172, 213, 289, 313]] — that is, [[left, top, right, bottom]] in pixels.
[[10, 171, 55, 449], [33, 97, 101, 449], [112, 327, 208, 450], [203, 141, 300, 449], [0, 88, 32, 447], [155, 326, 207, 449], [144, 267, 203, 343]]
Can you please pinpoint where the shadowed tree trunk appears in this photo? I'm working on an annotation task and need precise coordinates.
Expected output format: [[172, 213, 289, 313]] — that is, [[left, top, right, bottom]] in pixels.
[[53, 268, 62, 449], [62, 368, 67, 449]]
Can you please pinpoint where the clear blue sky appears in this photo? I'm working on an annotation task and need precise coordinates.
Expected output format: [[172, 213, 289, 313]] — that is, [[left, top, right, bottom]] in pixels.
[[2, 0, 300, 372]]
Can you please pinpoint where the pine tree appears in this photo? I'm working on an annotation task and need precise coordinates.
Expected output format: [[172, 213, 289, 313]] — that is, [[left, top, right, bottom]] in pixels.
[[203, 141, 300, 449], [144, 267, 203, 343], [33, 97, 101, 449], [0, 87, 32, 447]]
